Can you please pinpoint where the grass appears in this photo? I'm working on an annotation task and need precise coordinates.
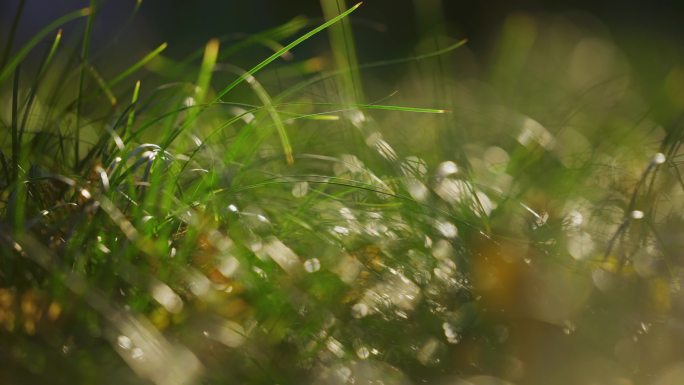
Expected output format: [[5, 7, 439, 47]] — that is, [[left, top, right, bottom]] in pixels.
[[1, 1, 684, 385]]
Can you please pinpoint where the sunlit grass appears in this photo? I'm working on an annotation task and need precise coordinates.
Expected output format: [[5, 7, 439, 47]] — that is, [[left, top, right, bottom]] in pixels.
[[1, 1, 684, 385]]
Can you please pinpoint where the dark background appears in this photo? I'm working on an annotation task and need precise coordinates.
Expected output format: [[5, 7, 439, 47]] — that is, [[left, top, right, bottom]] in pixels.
[[2, 0, 683, 57]]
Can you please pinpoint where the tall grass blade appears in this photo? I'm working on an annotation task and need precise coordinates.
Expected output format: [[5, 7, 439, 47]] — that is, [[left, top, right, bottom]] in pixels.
[[0, 0, 27, 71], [125, 80, 142, 137], [213, 2, 362, 103], [19, 29, 63, 136], [85, 63, 118, 105], [162, 2, 362, 147], [75, 0, 97, 169], [107, 42, 168, 87], [320, 0, 364, 103], [0, 7, 89, 84]]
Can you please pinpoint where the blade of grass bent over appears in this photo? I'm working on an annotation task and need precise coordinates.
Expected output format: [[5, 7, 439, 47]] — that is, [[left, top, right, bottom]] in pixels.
[[218, 64, 294, 165]]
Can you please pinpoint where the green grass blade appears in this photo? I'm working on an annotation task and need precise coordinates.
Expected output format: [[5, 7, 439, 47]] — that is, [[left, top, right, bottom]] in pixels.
[[0, 0, 27, 71], [279, 101, 447, 114], [85, 63, 118, 105], [75, 0, 97, 170], [10, 67, 26, 232], [19, 29, 63, 141], [320, 0, 364, 103], [185, 39, 219, 124], [178, 16, 309, 67], [162, 2, 362, 148], [125, 80, 142, 137], [107, 42, 168, 87], [0, 7, 89, 84], [11, 67, 20, 181], [276, 39, 468, 101], [213, 2, 362, 103], [225, 65, 294, 165]]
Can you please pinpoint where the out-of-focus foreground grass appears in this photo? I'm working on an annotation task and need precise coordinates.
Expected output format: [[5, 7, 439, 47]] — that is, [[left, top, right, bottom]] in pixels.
[[1, 1, 684, 385]]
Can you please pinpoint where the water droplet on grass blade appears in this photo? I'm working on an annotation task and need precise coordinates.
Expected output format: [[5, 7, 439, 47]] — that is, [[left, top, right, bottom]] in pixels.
[[442, 322, 461, 344], [332, 226, 350, 236], [131, 347, 145, 360], [304, 258, 321, 273], [352, 303, 369, 319], [406, 178, 429, 201], [117, 335, 132, 350], [356, 346, 370, 359], [150, 282, 183, 314], [292, 181, 309, 198], [437, 161, 459, 176], [434, 220, 458, 239], [326, 337, 345, 358]]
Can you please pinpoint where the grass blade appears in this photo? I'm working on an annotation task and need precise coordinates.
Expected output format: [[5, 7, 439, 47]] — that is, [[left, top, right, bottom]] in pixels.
[[0, 7, 89, 84], [279, 101, 447, 114], [214, 2, 362, 103], [162, 2, 362, 148], [221, 64, 294, 165], [0, 0, 27, 71], [11, 67, 20, 181], [125, 80, 142, 137], [85, 63, 118, 105], [276, 38, 468, 101], [320, 0, 364, 103], [19, 29, 63, 138], [75, 0, 97, 169], [107, 42, 168, 88]]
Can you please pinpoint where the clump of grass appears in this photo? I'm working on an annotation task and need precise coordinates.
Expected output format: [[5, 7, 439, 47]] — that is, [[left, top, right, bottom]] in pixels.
[[1, 2, 684, 385]]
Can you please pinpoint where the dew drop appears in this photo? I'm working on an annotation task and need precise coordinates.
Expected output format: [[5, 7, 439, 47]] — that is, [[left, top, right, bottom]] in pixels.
[[566, 210, 584, 228], [183, 96, 196, 107], [304, 258, 321, 273], [117, 335, 132, 350], [326, 337, 345, 358], [131, 347, 144, 360], [150, 282, 184, 314], [333, 226, 350, 236], [434, 220, 458, 239], [442, 322, 461, 344], [630, 210, 644, 219], [356, 346, 370, 359], [352, 303, 369, 319], [292, 181, 309, 198], [437, 161, 459, 176]]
